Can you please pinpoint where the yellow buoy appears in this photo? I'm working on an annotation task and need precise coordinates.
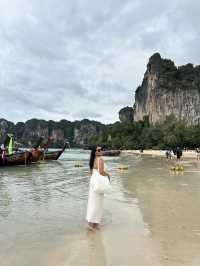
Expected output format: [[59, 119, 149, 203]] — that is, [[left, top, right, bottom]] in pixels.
[[118, 164, 128, 170], [170, 165, 184, 171], [74, 161, 84, 167]]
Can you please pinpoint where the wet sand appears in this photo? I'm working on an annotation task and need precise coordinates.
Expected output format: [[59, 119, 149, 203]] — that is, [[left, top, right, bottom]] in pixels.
[[1, 150, 200, 265], [44, 156, 200, 266]]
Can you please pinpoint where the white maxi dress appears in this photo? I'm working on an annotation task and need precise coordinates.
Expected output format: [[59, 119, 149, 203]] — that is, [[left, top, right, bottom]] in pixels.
[[86, 160, 105, 223]]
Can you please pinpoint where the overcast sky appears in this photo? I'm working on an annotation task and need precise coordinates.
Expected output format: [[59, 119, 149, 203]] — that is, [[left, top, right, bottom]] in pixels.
[[0, 0, 199, 124]]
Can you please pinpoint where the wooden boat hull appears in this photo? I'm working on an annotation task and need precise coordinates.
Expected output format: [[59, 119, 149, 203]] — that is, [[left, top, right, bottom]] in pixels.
[[44, 149, 63, 160], [0, 151, 32, 166], [0, 135, 45, 166], [44, 143, 67, 160]]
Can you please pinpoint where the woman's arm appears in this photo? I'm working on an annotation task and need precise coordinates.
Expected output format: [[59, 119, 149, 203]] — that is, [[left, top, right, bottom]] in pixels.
[[99, 158, 110, 180]]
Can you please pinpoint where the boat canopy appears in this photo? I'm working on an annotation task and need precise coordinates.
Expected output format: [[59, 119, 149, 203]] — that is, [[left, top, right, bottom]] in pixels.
[[4, 134, 14, 155]]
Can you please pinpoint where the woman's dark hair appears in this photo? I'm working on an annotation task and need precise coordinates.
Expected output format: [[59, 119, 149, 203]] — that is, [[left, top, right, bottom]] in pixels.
[[89, 146, 97, 170]]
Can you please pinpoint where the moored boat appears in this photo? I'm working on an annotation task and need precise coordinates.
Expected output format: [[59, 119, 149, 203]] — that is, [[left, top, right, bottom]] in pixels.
[[44, 142, 67, 160], [29, 136, 45, 162], [0, 150, 32, 166], [30, 148, 44, 162]]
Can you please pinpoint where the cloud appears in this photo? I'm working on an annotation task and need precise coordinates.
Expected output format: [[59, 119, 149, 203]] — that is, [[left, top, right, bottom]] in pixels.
[[0, 0, 199, 124], [72, 110, 102, 120]]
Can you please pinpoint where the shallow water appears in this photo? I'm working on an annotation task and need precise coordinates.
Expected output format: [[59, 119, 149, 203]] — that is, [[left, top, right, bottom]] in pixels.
[[0, 150, 200, 266]]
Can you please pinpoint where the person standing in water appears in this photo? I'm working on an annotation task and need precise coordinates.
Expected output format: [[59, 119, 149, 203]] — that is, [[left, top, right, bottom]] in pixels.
[[86, 146, 110, 231]]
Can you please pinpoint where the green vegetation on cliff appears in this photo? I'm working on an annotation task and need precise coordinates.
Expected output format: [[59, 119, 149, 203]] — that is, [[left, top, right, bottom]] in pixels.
[[89, 116, 200, 149]]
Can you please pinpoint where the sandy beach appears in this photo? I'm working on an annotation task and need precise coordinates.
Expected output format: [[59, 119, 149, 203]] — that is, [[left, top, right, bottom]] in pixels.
[[123, 149, 197, 159]]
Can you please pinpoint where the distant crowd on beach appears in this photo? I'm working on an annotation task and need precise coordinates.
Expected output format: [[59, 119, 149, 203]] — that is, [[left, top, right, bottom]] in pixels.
[[165, 147, 200, 161], [165, 147, 182, 161], [135, 146, 200, 161]]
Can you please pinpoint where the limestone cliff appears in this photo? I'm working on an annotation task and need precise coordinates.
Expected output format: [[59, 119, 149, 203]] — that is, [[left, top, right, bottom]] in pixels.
[[73, 119, 105, 146], [0, 118, 105, 147], [134, 53, 200, 126], [119, 106, 134, 123], [0, 119, 15, 143]]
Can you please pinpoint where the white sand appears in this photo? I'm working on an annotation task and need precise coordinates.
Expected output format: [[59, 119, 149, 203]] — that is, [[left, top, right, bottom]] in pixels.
[[122, 149, 197, 159]]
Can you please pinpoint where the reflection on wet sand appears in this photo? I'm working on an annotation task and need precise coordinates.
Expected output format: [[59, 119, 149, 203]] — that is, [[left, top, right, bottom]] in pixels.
[[43, 231, 107, 266], [44, 223, 162, 266], [88, 231, 107, 266]]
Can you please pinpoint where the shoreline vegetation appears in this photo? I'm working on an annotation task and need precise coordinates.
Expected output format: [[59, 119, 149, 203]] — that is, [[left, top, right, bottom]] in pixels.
[[90, 116, 200, 151]]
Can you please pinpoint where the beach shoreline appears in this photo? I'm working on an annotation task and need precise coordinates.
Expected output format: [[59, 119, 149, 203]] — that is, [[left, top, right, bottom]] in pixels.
[[122, 149, 197, 159]]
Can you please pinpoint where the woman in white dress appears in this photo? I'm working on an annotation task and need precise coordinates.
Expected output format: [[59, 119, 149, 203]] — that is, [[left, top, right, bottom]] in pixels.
[[86, 146, 110, 231]]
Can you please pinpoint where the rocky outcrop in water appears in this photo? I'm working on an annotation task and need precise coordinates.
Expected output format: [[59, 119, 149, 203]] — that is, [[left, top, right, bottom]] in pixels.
[[134, 53, 200, 126]]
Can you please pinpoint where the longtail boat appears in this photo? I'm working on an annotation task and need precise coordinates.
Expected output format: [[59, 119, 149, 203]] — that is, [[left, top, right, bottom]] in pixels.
[[0, 150, 32, 166], [29, 137, 45, 162], [43, 142, 67, 160], [30, 148, 43, 162]]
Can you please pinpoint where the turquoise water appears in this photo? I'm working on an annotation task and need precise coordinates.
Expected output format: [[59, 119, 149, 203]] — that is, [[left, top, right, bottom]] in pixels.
[[1, 150, 200, 265], [0, 149, 135, 265]]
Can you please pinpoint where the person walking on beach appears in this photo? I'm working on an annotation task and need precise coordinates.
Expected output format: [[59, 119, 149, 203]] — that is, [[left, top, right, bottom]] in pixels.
[[86, 146, 110, 231], [196, 147, 200, 160], [172, 148, 177, 160], [165, 148, 172, 160], [176, 147, 182, 162]]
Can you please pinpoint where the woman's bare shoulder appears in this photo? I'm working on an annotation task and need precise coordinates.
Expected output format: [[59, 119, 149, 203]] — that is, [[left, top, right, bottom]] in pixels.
[[99, 157, 104, 163]]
